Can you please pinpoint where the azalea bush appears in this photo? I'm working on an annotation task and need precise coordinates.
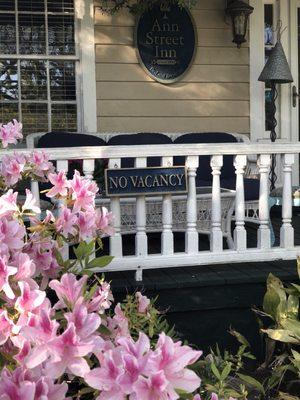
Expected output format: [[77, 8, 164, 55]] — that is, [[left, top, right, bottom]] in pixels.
[[0, 119, 229, 399]]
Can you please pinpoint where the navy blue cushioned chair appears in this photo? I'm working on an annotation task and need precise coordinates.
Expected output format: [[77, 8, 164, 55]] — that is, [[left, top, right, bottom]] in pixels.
[[107, 132, 173, 168], [37, 131, 107, 194], [173, 133, 260, 202]]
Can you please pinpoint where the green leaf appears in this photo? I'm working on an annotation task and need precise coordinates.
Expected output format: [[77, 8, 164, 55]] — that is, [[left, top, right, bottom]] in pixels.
[[263, 328, 300, 344], [287, 295, 299, 319], [237, 373, 265, 395], [88, 256, 113, 269], [297, 258, 300, 280], [229, 328, 250, 347], [74, 241, 95, 260], [210, 362, 221, 380], [291, 349, 300, 361], [220, 362, 232, 381], [281, 318, 300, 339], [263, 287, 281, 319]]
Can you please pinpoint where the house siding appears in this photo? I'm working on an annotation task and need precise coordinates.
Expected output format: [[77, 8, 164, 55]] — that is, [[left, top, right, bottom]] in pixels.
[[94, 0, 250, 133]]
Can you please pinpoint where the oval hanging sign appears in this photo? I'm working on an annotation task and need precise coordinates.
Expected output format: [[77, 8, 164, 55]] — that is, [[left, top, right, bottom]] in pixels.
[[135, 3, 197, 84]]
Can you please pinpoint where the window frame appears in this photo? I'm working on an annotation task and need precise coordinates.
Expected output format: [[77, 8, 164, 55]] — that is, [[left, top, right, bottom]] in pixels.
[[0, 0, 88, 134]]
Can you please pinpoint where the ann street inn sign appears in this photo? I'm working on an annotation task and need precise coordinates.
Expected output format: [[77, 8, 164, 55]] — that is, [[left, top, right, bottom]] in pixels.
[[135, 2, 197, 83]]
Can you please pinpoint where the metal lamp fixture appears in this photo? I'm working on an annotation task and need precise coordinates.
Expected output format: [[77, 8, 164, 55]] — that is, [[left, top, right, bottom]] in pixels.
[[225, 0, 254, 48], [258, 41, 293, 190]]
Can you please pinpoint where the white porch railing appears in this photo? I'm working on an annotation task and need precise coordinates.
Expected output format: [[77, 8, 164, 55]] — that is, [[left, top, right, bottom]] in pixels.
[[2, 142, 300, 280]]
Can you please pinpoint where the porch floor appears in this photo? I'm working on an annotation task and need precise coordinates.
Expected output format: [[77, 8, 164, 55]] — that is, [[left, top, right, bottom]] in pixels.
[[103, 206, 300, 356]]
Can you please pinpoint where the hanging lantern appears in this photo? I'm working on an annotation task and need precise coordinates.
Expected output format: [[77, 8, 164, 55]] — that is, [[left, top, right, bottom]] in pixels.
[[225, 0, 254, 48]]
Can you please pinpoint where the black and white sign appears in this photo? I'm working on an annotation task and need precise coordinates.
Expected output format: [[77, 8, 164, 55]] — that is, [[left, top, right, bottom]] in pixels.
[[135, 3, 197, 83]]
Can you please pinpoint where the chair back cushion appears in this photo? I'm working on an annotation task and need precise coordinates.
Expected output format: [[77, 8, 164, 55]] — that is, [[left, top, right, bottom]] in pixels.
[[108, 133, 172, 168], [174, 132, 237, 185], [37, 131, 106, 148]]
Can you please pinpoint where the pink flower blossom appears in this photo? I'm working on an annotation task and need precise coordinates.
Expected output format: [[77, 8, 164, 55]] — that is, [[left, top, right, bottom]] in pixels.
[[77, 210, 96, 240], [46, 171, 69, 198], [0, 119, 23, 148], [95, 207, 114, 235], [0, 256, 17, 299], [55, 206, 77, 236], [13, 252, 36, 282], [15, 281, 46, 313], [69, 170, 97, 211], [22, 189, 41, 215], [28, 151, 54, 179], [0, 154, 26, 186], [49, 273, 87, 309], [132, 371, 178, 400], [0, 190, 18, 218], [65, 303, 101, 342], [0, 309, 14, 345], [86, 281, 114, 314], [45, 322, 93, 378], [193, 395, 202, 400], [136, 292, 150, 314], [0, 217, 25, 256]]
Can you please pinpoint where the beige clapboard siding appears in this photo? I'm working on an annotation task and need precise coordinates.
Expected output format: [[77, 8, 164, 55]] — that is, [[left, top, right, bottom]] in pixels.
[[95, 45, 249, 65], [97, 82, 249, 100], [98, 100, 249, 117], [95, 9, 226, 29], [96, 64, 249, 83], [94, 0, 250, 133], [94, 26, 235, 47], [97, 117, 250, 133]]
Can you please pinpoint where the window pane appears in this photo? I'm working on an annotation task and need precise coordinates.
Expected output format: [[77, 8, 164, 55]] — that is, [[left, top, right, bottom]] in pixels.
[[50, 61, 76, 101], [0, 14, 16, 54], [0, 102, 18, 123], [52, 103, 77, 132], [19, 14, 46, 54], [0, 59, 18, 100], [17, 0, 45, 12], [48, 15, 75, 55], [22, 103, 48, 134], [47, 0, 74, 13], [0, 1, 15, 11], [21, 60, 47, 100]]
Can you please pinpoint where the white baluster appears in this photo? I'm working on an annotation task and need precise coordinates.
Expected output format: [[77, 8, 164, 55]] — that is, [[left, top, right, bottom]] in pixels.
[[258, 154, 271, 249], [280, 154, 295, 248], [109, 158, 123, 257], [210, 155, 223, 252], [30, 180, 41, 212], [83, 159, 95, 181], [56, 160, 69, 260], [135, 157, 147, 257], [234, 155, 247, 251], [162, 156, 174, 255], [185, 156, 199, 254]]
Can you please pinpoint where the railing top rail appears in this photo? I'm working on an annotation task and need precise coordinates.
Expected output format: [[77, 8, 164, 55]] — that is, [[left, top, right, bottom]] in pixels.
[[1, 142, 300, 160]]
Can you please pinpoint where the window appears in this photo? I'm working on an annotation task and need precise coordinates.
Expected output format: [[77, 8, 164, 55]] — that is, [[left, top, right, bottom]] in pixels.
[[0, 0, 78, 136]]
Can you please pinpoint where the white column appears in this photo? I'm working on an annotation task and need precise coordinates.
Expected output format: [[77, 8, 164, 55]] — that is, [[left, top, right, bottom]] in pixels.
[[185, 156, 199, 254], [258, 154, 271, 249], [108, 158, 123, 257], [234, 155, 247, 251], [82, 159, 95, 181], [135, 157, 148, 257], [161, 156, 174, 255], [210, 155, 223, 252], [30, 180, 41, 211], [280, 154, 295, 249]]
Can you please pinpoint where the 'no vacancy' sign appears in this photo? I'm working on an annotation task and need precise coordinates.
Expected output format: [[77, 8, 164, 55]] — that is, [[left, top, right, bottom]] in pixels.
[[105, 167, 187, 196]]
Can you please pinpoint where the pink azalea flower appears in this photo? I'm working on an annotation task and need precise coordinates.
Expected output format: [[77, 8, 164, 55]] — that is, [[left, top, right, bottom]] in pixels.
[[0, 217, 26, 256], [85, 347, 124, 392], [0, 256, 17, 299], [86, 281, 114, 314], [77, 210, 96, 240], [95, 207, 114, 236], [28, 151, 54, 178], [45, 322, 93, 378], [69, 170, 96, 211], [15, 281, 46, 313], [0, 309, 14, 345], [55, 206, 77, 236], [0, 367, 36, 400], [193, 395, 202, 400], [0, 189, 18, 218], [46, 171, 69, 198], [34, 376, 69, 400], [49, 273, 87, 309], [107, 303, 130, 339], [136, 292, 150, 314], [152, 333, 202, 394], [0, 154, 25, 186], [132, 370, 179, 400], [13, 252, 36, 282], [65, 303, 101, 342], [22, 189, 41, 215], [0, 119, 23, 148]]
